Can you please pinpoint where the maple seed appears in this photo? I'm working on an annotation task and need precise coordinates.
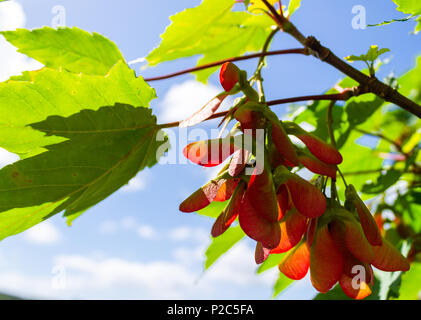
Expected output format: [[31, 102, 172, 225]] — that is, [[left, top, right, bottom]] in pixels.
[[220, 62, 240, 92], [345, 185, 382, 246], [271, 121, 299, 167]]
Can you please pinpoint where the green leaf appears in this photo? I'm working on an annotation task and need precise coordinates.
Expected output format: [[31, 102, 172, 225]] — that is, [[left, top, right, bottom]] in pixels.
[[272, 273, 293, 298], [0, 104, 168, 239], [336, 131, 384, 199], [361, 169, 402, 194], [345, 94, 384, 128], [197, 200, 228, 218], [345, 45, 390, 75], [257, 253, 285, 274], [393, 0, 421, 15], [398, 262, 421, 299], [1, 27, 125, 76], [286, 0, 301, 17], [369, 1, 420, 32], [0, 62, 155, 157], [398, 55, 421, 104], [146, 0, 273, 82], [204, 225, 245, 269], [394, 189, 421, 233]]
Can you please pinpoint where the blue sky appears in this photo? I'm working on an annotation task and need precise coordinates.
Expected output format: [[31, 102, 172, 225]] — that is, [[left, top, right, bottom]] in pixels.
[[0, 0, 419, 299]]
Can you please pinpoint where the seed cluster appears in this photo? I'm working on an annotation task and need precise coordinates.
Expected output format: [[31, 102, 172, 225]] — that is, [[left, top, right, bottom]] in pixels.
[[179, 63, 410, 300]]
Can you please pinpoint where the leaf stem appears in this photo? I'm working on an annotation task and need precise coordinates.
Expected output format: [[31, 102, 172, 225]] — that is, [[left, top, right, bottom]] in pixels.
[[254, 27, 280, 103], [144, 48, 307, 82], [158, 91, 357, 128]]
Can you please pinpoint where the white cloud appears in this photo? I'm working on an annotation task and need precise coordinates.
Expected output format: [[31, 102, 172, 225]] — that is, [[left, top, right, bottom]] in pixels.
[[168, 226, 209, 243], [120, 173, 147, 193], [158, 80, 221, 123], [136, 225, 156, 240], [0, 2, 43, 82], [0, 1, 25, 31], [98, 220, 119, 235], [98, 217, 157, 241], [98, 217, 137, 235], [0, 148, 19, 168], [23, 221, 61, 245], [0, 241, 279, 299]]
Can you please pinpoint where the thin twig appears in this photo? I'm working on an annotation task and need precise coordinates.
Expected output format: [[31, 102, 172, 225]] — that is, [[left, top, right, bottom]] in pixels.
[[326, 100, 337, 148], [144, 48, 307, 82], [158, 92, 357, 128]]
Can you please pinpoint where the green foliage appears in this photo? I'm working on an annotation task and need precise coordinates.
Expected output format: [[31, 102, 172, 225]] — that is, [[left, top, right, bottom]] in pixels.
[[204, 225, 245, 269], [1, 27, 125, 75], [146, 0, 274, 82], [197, 200, 228, 218], [257, 253, 285, 274], [286, 0, 301, 17], [399, 56, 421, 103], [398, 262, 421, 299], [361, 169, 402, 194], [272, 274, 294, 299], [393, 0, 421, 15], [0, 62, 155, 157], [0, 0, 419, 301], [345, 45, 390, 76], [0, 104, 168, 237], [369, 1, 421, 33]]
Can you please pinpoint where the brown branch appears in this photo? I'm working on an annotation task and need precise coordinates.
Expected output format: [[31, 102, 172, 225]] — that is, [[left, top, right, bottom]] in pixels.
[[144, 48, 307, 82], [261, 0, 421, 118]]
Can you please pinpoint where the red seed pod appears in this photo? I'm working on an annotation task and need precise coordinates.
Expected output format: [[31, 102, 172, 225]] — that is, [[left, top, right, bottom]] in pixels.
[[345, 185, 382, 246], [339, 272, 372, 300], [310, 224, 344, 293], [276, 184, 292, 220], [220, 62, 240, 92], [211, 181, 246, 238], [179, 179, 227, 213], [234, 107, 265, 132], [306, 218, 317, 246], [238, 191, 281, 249], [211, 212, 228, 238], [270, 208, 308, 254], [278, 241, 310, 280], [229, 149, 250, 177], [283, 122, 342, 165], [329, 214, 374, 264], [296, 132, 343, 165], [183, 137, 238, 167], [247, 167, 279, 223], [283, 171, 327, 218], [329, 215, 373, 300], [213, 178, 240, 202], [255, 242, 271, 264], [271, 121, 299, 167], [179, 93, 229, 128], [297, 151, 337, 179], [371, 238, 410, 272]]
